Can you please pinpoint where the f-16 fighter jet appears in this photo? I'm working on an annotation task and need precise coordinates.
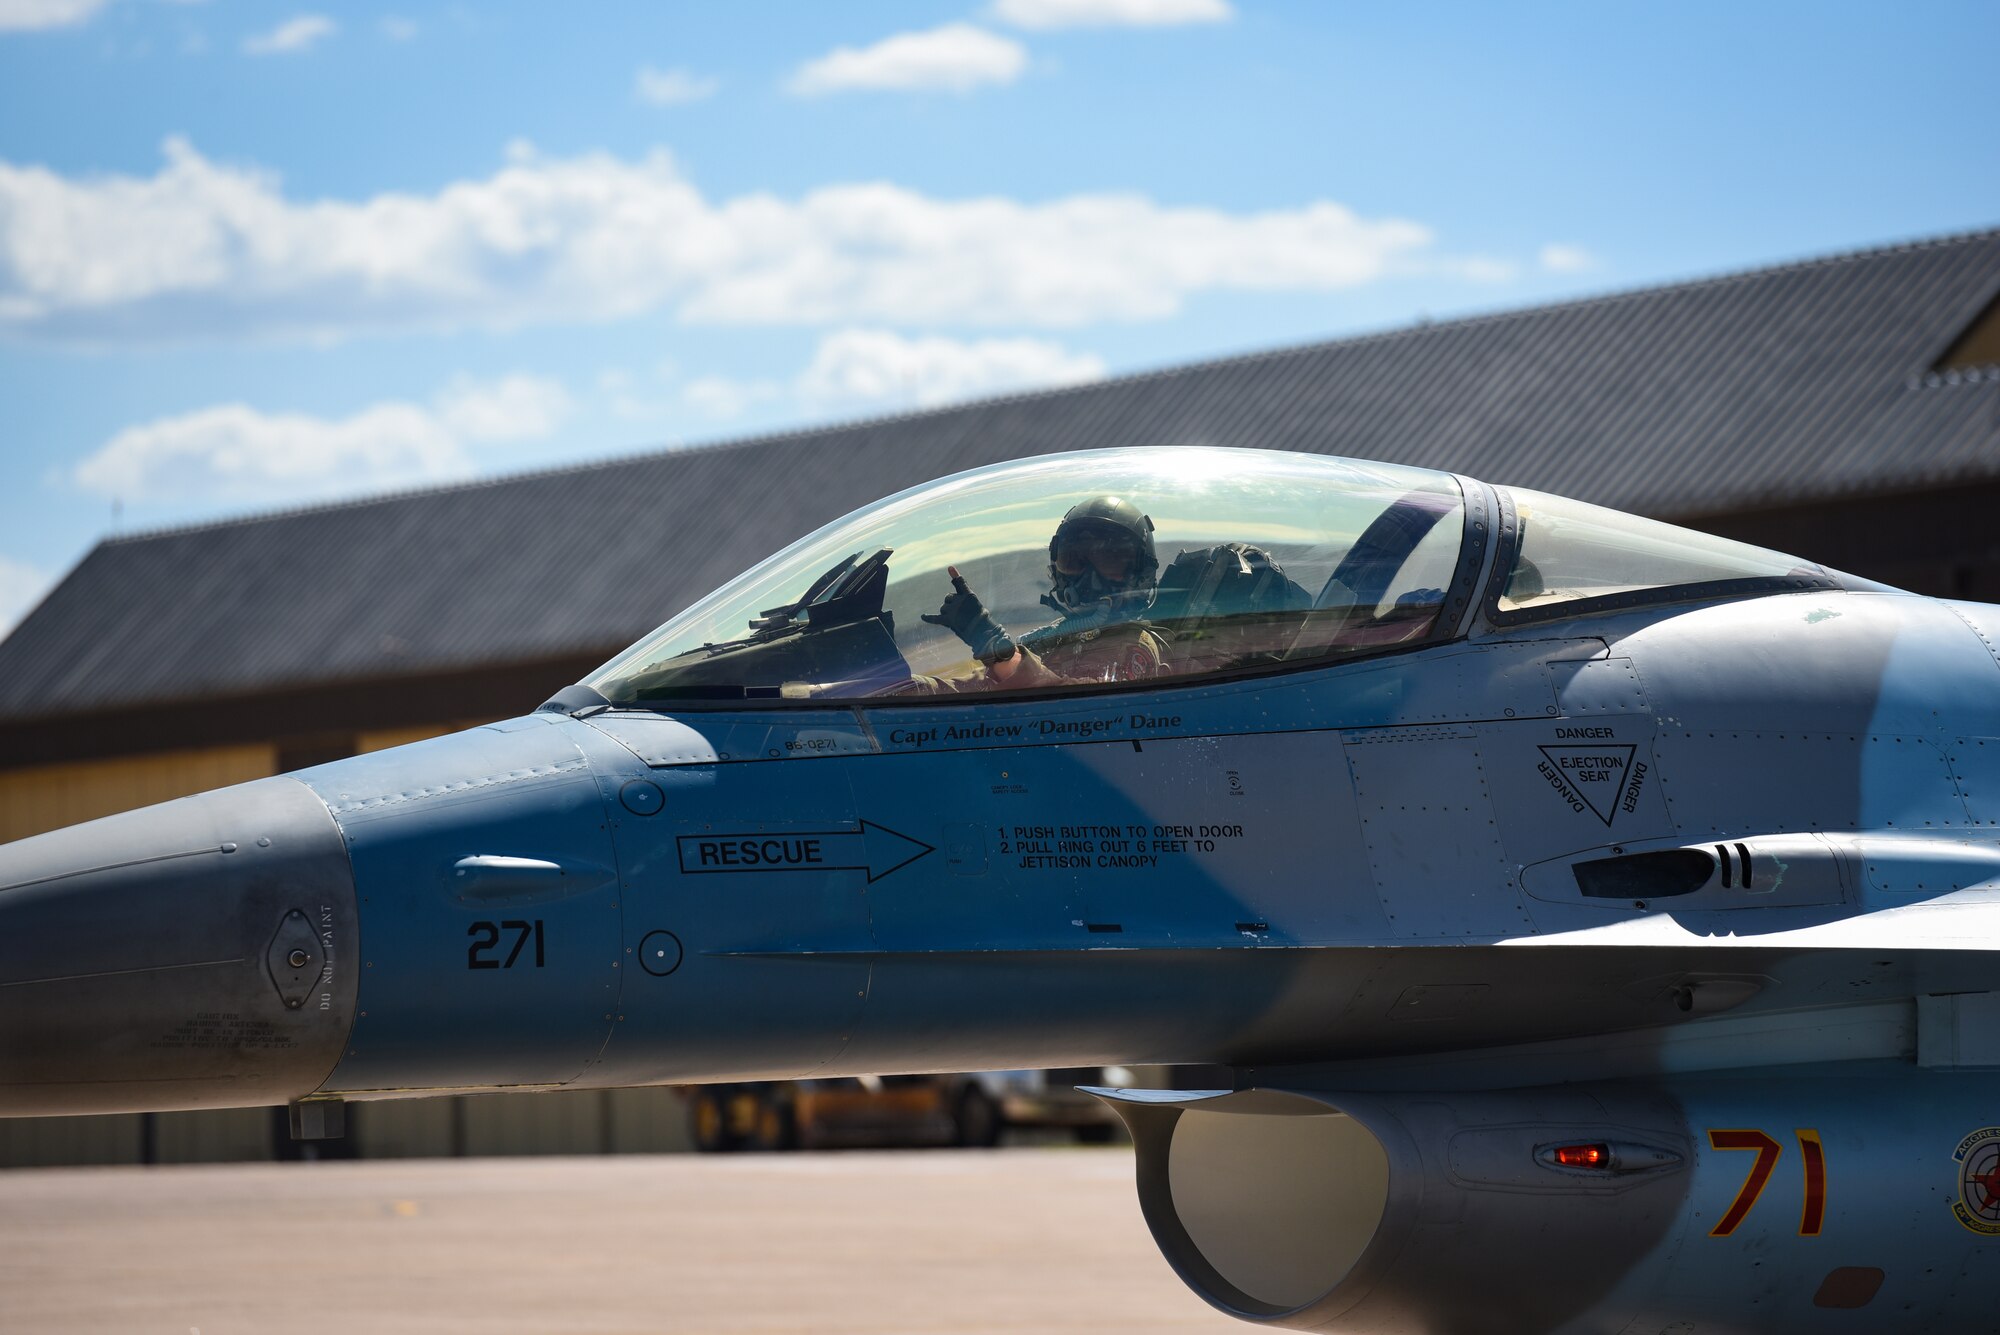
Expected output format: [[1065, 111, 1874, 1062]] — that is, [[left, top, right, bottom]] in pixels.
[[5, 446, 1999, 1332]]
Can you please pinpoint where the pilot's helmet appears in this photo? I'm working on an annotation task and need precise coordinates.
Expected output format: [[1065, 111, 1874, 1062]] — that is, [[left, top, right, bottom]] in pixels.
[[1047, 495, 1158, 612]]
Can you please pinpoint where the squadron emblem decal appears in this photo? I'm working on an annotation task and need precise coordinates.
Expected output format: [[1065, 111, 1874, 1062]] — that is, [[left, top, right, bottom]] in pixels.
[[1953, 1127, 2000, 1235]]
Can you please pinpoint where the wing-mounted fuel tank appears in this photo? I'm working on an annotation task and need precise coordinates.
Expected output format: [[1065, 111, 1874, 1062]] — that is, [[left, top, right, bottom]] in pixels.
[[1097, 1071, 2000, 1333]]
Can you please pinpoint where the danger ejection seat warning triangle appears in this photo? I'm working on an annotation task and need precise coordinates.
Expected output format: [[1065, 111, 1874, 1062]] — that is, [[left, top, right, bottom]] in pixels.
[[1536, 744, 1637, 825]]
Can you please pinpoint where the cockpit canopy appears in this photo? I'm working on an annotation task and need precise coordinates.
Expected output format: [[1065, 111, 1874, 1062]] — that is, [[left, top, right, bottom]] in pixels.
[[591, 448, 1469, 705], [1496, 487, 1821, 617], [587, 446, 1829, 708]]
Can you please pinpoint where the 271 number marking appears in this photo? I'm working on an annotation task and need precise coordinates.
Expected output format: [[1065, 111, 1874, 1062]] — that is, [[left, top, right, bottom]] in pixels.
[[467, 919, 546, 969]]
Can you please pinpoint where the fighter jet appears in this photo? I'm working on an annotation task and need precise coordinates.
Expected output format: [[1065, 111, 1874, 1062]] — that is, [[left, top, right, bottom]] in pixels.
[[5, 445, 1998, 1332]]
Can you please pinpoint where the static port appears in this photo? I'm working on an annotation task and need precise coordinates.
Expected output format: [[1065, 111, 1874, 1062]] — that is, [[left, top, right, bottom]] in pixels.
[[265, 910, 322, 1010]]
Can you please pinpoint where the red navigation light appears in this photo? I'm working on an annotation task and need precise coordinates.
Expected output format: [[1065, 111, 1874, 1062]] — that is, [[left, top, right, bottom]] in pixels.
[[1553, 1143, 1611, 1169]]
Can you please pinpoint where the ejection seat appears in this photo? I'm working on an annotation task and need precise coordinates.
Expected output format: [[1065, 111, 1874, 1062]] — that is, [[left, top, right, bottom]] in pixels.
[[1151, 542, 1314, 676]]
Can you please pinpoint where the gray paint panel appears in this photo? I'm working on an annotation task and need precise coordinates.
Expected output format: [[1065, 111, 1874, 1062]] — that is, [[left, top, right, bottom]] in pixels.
[[1345, 728, 1532, 939]]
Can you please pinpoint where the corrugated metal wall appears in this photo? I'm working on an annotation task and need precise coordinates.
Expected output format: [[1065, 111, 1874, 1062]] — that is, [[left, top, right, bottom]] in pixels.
[[0, 1090, 694, 1167], [0, 743, 275, 844], [0, 1113, 145, 1167], [0, 724, 481, 848]]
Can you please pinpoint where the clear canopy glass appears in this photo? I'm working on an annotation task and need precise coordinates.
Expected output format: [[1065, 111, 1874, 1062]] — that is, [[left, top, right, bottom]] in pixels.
[[1498, 488, 1823, 615], [591, 447, 1469, 705]]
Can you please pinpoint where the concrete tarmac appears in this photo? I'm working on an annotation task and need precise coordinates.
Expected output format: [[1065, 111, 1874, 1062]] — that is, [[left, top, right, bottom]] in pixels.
[[0, 1149, 1246, 1334]]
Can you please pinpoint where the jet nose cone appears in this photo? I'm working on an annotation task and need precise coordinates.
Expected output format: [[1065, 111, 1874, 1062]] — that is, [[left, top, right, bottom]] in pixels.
[[0, 776, 359, 1116]]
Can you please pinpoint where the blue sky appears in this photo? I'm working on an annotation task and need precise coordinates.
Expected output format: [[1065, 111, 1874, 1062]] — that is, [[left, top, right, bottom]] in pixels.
[[1, 0, 1996, 634]]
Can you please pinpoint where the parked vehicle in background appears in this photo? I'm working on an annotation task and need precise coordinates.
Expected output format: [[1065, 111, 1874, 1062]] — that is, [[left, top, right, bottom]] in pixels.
[[985, 1067, 1126, 1143], [685, 1068, 1132, 1152]]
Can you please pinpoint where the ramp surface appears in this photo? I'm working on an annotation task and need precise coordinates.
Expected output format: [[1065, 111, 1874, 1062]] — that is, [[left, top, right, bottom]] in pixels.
[[0, 1148, 1241, 1333]]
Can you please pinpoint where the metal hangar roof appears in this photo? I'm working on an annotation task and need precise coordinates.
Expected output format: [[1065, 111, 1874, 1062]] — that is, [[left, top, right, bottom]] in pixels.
[[3, 227, 1996, 725]]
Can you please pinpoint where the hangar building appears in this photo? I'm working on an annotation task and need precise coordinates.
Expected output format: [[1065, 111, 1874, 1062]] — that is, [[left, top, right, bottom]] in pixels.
[[2, 227, 1997, 1165]]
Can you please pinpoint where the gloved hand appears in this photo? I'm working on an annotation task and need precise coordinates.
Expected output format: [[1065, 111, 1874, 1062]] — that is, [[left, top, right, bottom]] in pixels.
[[922, 567, 1015, 663]]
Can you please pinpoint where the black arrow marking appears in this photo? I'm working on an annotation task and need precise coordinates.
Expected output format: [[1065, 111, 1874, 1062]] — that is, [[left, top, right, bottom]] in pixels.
[[676, 821, 935, 883]]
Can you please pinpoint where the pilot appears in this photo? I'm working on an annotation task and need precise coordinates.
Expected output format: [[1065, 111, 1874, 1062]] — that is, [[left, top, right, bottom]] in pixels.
[[916, 496, 1169, 691]]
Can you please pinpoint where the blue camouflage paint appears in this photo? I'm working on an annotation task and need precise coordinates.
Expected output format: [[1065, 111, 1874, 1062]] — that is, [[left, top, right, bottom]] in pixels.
[[11, 448, 2000, 1331]]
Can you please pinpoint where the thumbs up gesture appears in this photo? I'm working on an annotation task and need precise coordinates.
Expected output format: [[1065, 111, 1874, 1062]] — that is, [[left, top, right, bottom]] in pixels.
[[921, 567, 1015, 663]]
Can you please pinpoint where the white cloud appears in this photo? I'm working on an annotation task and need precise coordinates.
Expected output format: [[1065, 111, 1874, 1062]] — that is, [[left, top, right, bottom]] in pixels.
[[1539, 243, 1600, 273], [682, 374, 781, 421], [595, 361, 685, 421], [378, 15, 417, 41], [433, 372, 572, 441], [0, 0, 106, 32], [242, 13, 333, 56], [73, 374, 570, 505], [684, 328, 1105, 421], [635, 65, 718, 106], [0, 138, 1487, 344], [0, 555, 52, 638], [788, 23, 1026, 96], [798, 328, 1105, 409], [1454, 256, 1518, 284], [76, 402, 459, 503], [991, 0, 1230, 29]]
